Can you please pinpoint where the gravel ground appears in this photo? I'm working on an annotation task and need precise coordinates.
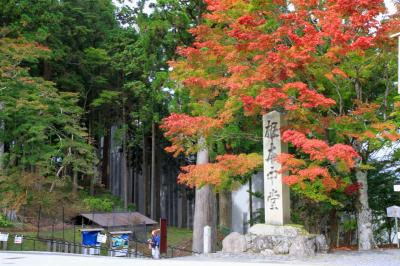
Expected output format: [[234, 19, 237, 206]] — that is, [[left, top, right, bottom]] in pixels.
[[1, 249, 400, 266], [177, 249, 400, 266]]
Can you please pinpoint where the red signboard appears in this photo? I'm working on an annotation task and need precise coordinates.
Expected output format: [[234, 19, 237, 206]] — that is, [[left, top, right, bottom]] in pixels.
[[160, 218, 167, 254]]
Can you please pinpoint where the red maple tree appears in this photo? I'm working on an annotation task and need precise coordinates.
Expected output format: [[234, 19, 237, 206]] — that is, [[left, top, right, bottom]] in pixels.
[[162, 0, 400, 202]]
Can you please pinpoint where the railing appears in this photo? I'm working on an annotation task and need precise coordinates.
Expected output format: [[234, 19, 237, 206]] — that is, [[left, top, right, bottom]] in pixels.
[[0, 233, 200, 259]]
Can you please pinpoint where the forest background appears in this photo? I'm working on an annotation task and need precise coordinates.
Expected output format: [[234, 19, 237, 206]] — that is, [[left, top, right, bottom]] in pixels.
[[1, 0, 400, 253]]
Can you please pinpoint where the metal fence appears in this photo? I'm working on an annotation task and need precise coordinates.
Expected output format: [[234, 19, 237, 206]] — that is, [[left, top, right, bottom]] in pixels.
[[0, 233, 199, 259], [1, 205, 199, 258]]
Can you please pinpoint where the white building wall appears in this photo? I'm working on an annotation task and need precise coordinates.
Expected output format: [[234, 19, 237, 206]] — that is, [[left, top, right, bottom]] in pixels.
[[231, 172, 264, 234]]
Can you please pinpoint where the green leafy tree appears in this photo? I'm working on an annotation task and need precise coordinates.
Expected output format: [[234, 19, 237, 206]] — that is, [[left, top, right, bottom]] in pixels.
[[0, 33, 97, 210]]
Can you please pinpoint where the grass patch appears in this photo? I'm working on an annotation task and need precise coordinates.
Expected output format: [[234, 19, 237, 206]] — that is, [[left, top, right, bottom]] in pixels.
[[2, 226, 193, 254], [165, 227, 192, 247], [3, 228, 81, 252]]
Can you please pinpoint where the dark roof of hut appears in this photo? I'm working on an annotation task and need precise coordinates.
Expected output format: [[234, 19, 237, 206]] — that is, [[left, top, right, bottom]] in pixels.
[[78, 212, 157, 227]]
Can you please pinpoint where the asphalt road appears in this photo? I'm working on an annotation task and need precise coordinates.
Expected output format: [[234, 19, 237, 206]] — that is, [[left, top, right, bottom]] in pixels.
[[2, 249, 400, 266], [0, 252, 299, 266]]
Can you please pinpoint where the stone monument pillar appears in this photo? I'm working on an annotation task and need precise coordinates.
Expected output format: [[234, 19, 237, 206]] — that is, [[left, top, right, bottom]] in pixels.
[[221, 111, 329, 257], [263, 111, 290, 225]]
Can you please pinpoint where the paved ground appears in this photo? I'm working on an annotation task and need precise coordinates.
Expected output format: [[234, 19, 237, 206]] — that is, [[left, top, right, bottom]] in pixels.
[[1, 249, 400, 266], [185, 249, 400, 266], [0, 252, 290, 266]]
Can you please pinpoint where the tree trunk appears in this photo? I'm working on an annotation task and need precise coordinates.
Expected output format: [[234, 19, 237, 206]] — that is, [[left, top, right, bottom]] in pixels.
[[143, 133, 150, 216], [150, 122, 160, 220], [383, 63, 392, 121], [101, 127, 110, 189], [192, 137, 217, 253], [155, 152, 161, 220], [133, 155, 139, 209], [181, 186, 188, 228], [356, 169, 374, 250], [355, 76, 362, 101], [329, 209, 338, 249], [72, 170, 78, 196], [122, 106, 129, 210], [219, 190, 232, 229], [249, 176, 253, 223], [43, 60, 51, 80], [386, 218, 393, 244], [0, 102, 4, 172]]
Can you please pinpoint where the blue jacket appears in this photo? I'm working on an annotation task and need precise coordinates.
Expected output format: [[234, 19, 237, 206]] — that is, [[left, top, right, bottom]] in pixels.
[[151, 235, 160, 248]]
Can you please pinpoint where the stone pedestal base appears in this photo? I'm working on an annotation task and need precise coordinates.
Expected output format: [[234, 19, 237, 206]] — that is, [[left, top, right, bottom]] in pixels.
[[222, 224, 328, 257]]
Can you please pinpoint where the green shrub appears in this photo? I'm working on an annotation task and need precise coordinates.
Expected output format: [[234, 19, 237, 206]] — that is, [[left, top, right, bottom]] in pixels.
[[82, 197, 114, 212], [343, 219, 357, 233], [0, 214, 12, 228]]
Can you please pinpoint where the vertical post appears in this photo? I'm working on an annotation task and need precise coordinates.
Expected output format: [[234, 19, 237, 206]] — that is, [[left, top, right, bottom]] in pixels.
[[396, 217, 399, 248], [249, 177, 253, 223], [37, 205, 41, 238], [62, 206, 65, 241], [51, 223, 55, 241], [73, 224, 76, 253], [203, 226, 211, 254], [135, 240, 138, 257], [160, 218, 167, 254]]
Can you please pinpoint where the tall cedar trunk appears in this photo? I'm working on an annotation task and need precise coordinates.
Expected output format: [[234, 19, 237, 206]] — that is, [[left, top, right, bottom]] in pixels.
[[355, 77, 362, 101], [160, 165, 166, 219], [249, 176, 253, 223], [134, 155, 139, 208], [71, 135, 78, 195], [329, 209, 338, 249], [181, 186, 188, 228], [143, 133, 150, 216], [89, 133, 97, 196], [43, 60, 51, 80], [155, 154, 161, 220], [219, 190, 232, 229], [386, 218, 393, 244], [0, 102, 4, 172], [150, 122, 160, 220], [383, 63, 391, 121], [122, 106, 129, 209], [155, 126, 161, 220], [192, 137, 217, 253], [356, 169, 374, 250], [353, 78, 374, 250], [101, 127, 110, 189]]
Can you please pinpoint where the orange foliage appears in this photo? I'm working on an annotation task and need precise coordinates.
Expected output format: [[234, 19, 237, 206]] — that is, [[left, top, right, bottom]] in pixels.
[[335, 102, 400, 142], [160, 113, 223, 156], [277, 130, 359, 195], [178, 153, 263, 188], [162, 0, 396, 194], [281, 130, 359, 167]]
